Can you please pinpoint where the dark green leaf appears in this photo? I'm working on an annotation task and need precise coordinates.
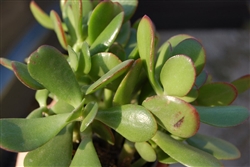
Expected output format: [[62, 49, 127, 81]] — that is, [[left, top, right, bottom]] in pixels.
[[109, 43, 126, 61], [0, 113, 70, 152], [143, 95, 199, 138], [195, 70, 208, 88], [24, 124, 73, 167], [231, 74, 250, 94], [195, 105, 249, 127], [80, 102, 98, 132], [187, 133, 240, 160], [96, 104, 157, 142], [28, 45, 82, 108], [152, 131, 222, 167], [115, 21, 131, 46]]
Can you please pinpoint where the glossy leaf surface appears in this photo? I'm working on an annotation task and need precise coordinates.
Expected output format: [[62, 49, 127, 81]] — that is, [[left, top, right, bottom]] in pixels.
[[67, 45, 79, 72], [28, 45, 82, 108], [81, 42, 92, 74], [30, 1, 53, 29], [12, 61, 44, 90], [152, 131, 222, 167], [231, 74, 250, 94], [135, 142, 156, 162], [86, 59, 134, 95], [171, 38, 206, 75], [143, 95, 199, 138], [195, 106, 249, 127], [89, 52, 121, 81], [187, 133, 240, 160], [50, 10, 67, 49], [0, 113, 70, 152], [160, 55, 196, 97], [137, 15, 162, 95], [197, 82, 237, 106], [88, 1, 123, 44], [113, 59, 142, 105], [96, 104, 157, 142], [80, 102, 98, 132], [90, 12, 124, 55], [24, 124, 73, 167]]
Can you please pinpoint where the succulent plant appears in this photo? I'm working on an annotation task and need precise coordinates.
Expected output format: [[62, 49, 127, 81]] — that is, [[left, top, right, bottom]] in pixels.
[[1, 0, 249, 166]]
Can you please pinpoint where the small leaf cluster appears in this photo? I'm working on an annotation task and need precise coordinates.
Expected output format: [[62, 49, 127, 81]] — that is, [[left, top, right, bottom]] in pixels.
[[0, 0, 249, 166]]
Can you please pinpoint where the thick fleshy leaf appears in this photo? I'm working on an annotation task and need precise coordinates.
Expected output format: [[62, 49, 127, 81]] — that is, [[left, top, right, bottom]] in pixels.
[[86, 59, 134, 95], [167, 34, 194, 48], [115, 21, 131, 46], [154, 147, 178, 164], [135, 142, 156, 162], [196, 82, 238, 106], [155, 41, 172, 81], [28, 45, 82, 108], [71, 0, 83, 40], [125, 28, 137, 57], [195, 70, 208, 88], [12, 61, 44, 90], [90, 12, 124, 55], [143, 95, 199, 138], [96, 104, 157, 142], [30, 1, 53, 29], [91, 120, 115, 145], [0, 57, 12, 70], [35, 89, 49, 107], [50, 10, 68, 49], [70, 131, 101, 167], [137, 15, 162, 95], [24, 124, 73, 167], [0, 113, 70, 152], [152, 131, 222, 167], [109, 43, 126, 61], [80, 42, 92, 74], [177, 87, 198, 103], [195, 105, 249, 127], [187, 133, 240, 160], [231, 74, 250, 94], [171, 38, 206, 75], [160, 55, 196, 97], [67, 45, 79, 72], [89, 52, 121, 81], [26, 107, 48, 119], [80, 102, 98, 132], [51, 100, 74, 114], [113, 59, 142, 105], [88, 1, 123, 44], [111, 0, 138, 22]]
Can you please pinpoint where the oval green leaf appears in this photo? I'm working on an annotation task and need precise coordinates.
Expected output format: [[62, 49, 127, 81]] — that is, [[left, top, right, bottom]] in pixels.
[[231, 74, 250, 94], [187, 133, 240, 160], [160, 55, 196, 97], [143, 95, 199, 138], [195, 105, 249, 127], [24, 124, 73, 167], [95, 104, 157, 142], [195, 70, 208, 88], [196, 82, 238, 106], [28, 45, 82, 108], [35, 89, 49, 107], [167, 34, 194, 48], [12, 61, 44, 90], [135, 142, 156, 162], [0, 113, 70, 152]]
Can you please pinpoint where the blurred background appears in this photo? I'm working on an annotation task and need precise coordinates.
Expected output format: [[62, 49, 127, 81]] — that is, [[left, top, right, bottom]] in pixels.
[[1, 0, 249, 166]]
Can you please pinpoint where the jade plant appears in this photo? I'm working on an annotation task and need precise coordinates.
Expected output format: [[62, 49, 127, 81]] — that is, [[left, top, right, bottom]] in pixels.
[[1, 0, 249, 166]]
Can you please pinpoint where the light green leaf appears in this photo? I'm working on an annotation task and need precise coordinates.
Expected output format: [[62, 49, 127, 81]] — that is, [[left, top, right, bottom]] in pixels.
[[195, 105, 249, 127], [231, 74, 250, 94], [0, 113, 70, 152], [67, 45, 79, 72], [80, 102, 98, 132], [24, 124, 73, 167], [113, 59, 142, 105], [81, 42, 91, 74], [176, 86, 198, 103], [197, 82, 237, 106], [187, 133, 240, 160], [154, 147, 178, 164], [51, 100, 74, 114], [167, 34, 193, 48], [86, 59, 134, 95], [135, 142, 156, 162], [12, 61, 44, 90], [26, 107, 48, 119], [152, 131, 222, 167], [143, 95, 199, 138], [96, 104, 157, 142], [28, 45, 82, 108], [160, 55, 196, 97], [30, 1, 53, 29], [0, 57, 13, 70], [35, 89, 49, 107]]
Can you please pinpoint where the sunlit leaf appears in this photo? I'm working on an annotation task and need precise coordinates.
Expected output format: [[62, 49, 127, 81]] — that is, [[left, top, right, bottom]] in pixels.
[[154, 146, 178, 164], [196, 82, 237, 106], [80, 102, 98, 132], [231, 74, 250, 94], [135, 142, 156, 162], [160, 55, 196, 97], [28, 45, 82, 108], [26, 107, 48, 119], [96, 104, 157, 142], [35, 89, 49, 107], [152, 131, 222, 167], [187, 133, 240, 160], [51, 100, 74, 114], [24, 124, 73, 167], [143, 95, 199, 138], [67, 45, 79, 72], [0, 113, 70, 152], [167, 34, 193, 48], [81, 42, 91, 74], [195, 105, 249, 127]]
